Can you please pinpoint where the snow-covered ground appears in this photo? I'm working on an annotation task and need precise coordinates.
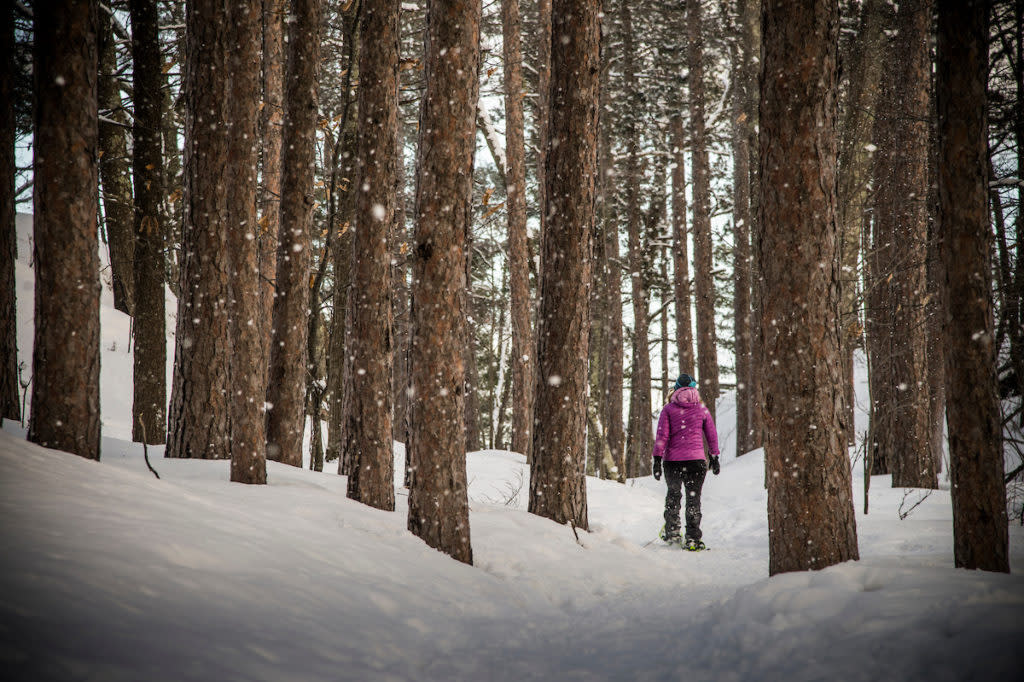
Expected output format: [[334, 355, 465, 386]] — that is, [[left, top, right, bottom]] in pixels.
[[4, 214, 1024, 680]]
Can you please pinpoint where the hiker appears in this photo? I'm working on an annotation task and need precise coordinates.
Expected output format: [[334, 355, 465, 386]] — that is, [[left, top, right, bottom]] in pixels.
[[652, 373, 720, 551]]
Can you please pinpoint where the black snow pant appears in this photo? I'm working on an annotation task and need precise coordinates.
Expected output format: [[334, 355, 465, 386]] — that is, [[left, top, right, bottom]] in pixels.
[[663, 459, 708, 541]]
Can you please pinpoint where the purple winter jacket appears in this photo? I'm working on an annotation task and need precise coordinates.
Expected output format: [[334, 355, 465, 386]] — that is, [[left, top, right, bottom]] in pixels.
[[651, 387, 720, 462]]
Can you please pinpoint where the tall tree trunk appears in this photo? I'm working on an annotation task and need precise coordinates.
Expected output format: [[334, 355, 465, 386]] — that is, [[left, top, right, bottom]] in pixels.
[[98, 6, 134, 315], [601, 27, 625, 483], [407, 0, 481, 565], [345, 0, 396, 511], [745, 0, 764, 452], [622, 0, 650, 480], [760, 0, 859, 575], [0, 6, 19, 423], [326, 4, 360, 469], [671, 114, 694, 377], [259, 0, 286, 386], [589, 216, 607, 476], [936, 0, 1008, 572], [503, 0, 534, 460], [687, 0, 719, 416], [731, 0, 753, 456], [130, 0, 166, 445], [392, 113, 410, 446], [527, 0, 598, 529], [869, 0, 935, 488], [866, 0, 898, 476], [225, 0, 267, 485], [168, 0, 232, 461], [838, 0, 885, 449], [888, 0, 935, 489], [535, 0, 551, 287], [265, 0, 321, 469], [161, 5, 184, 300], [926, 118, 946, 475], [29, 0, 101, 460]]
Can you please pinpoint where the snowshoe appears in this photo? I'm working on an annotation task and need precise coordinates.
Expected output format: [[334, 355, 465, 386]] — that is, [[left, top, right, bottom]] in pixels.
[[683, 539, 708, 552], [658, 525, 682, 547]]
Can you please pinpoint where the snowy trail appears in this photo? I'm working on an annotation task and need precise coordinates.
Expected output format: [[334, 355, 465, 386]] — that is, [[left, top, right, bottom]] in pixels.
[[3, 430, 1023, 681]]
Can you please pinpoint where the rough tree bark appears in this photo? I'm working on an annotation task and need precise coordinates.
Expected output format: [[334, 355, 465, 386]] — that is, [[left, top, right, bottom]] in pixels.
[[731, 0, 753, 456], [345, 0, 396, 511], [600, 26, 625, 483], [936, 0, 1009, 572], [265, 0, 321, 469], [671, 113, 694, 377], [745, 0, 763, 452], [527, 0, 598, 529], [161, 4, 184, 299], [98, 6, 134, 316], [29, 1, 101, 460], [1, 7, 19, 423], [168, 0, 231, 461], [866, 0, 897, 476], [535, 0, 551, 283], [326, 3, 360, 470], [259, 0, 286, 383], [622, 0, 651, 480], [225, 0, 267, 484], [503, 0, 534, 461], [838, 0, 885, 448], [889, 0, 934, 489], [869, 0, 935, 488], [407, 0, 481, 565], [687, 0, 719, 416], [926, 94, 945, 475], [759, 0, 859, 575], [392, 113, 410, 447], [130, 0, 166, 444]]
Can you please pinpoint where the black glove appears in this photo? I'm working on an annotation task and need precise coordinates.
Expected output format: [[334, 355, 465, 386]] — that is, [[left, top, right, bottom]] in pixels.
[[653, 456, 662, 481], [709, 456, 720, 476]]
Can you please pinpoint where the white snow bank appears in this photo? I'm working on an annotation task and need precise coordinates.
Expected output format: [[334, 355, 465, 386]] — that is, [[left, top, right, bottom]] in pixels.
[[2, 426, 1023, 681]]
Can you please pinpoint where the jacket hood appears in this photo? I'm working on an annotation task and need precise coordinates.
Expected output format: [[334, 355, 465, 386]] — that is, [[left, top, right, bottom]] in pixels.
[[671, 386, 702, 406]]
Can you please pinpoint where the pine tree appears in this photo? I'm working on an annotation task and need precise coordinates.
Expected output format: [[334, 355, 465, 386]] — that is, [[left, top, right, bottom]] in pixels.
[[883, 0, 935, 489], [225, 0, 267, 484], [687, 0, 719, 416], [325, 2, 361, 471], [29, 0, 101, 460], [730, 0, 753, 456], [0, 5, 19, 423], [97, 5, 134, 316], [670, 113, 694, 378], [622, 0, 651, 479], [936, 0, 1009, 572], [503, 0, 534, 461], [599, 20, 625, 483], [837, 0, 885, 449], [265, 0, 322, 469], [759, 0, 859, 575], [130, 0, 166, 445], [259, 0, 286, 378], [528, 0, 599, 529], [346, 0, 397, 511], [407, 0, 481, 565], [168, 0, 231, 461]]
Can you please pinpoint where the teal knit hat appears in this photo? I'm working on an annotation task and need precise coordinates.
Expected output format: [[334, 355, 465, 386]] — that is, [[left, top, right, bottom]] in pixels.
[[674, 373, 697, 389]]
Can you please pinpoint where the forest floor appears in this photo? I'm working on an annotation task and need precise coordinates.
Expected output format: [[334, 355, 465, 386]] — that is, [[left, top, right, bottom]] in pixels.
[[4, 213, 1024, 680]]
